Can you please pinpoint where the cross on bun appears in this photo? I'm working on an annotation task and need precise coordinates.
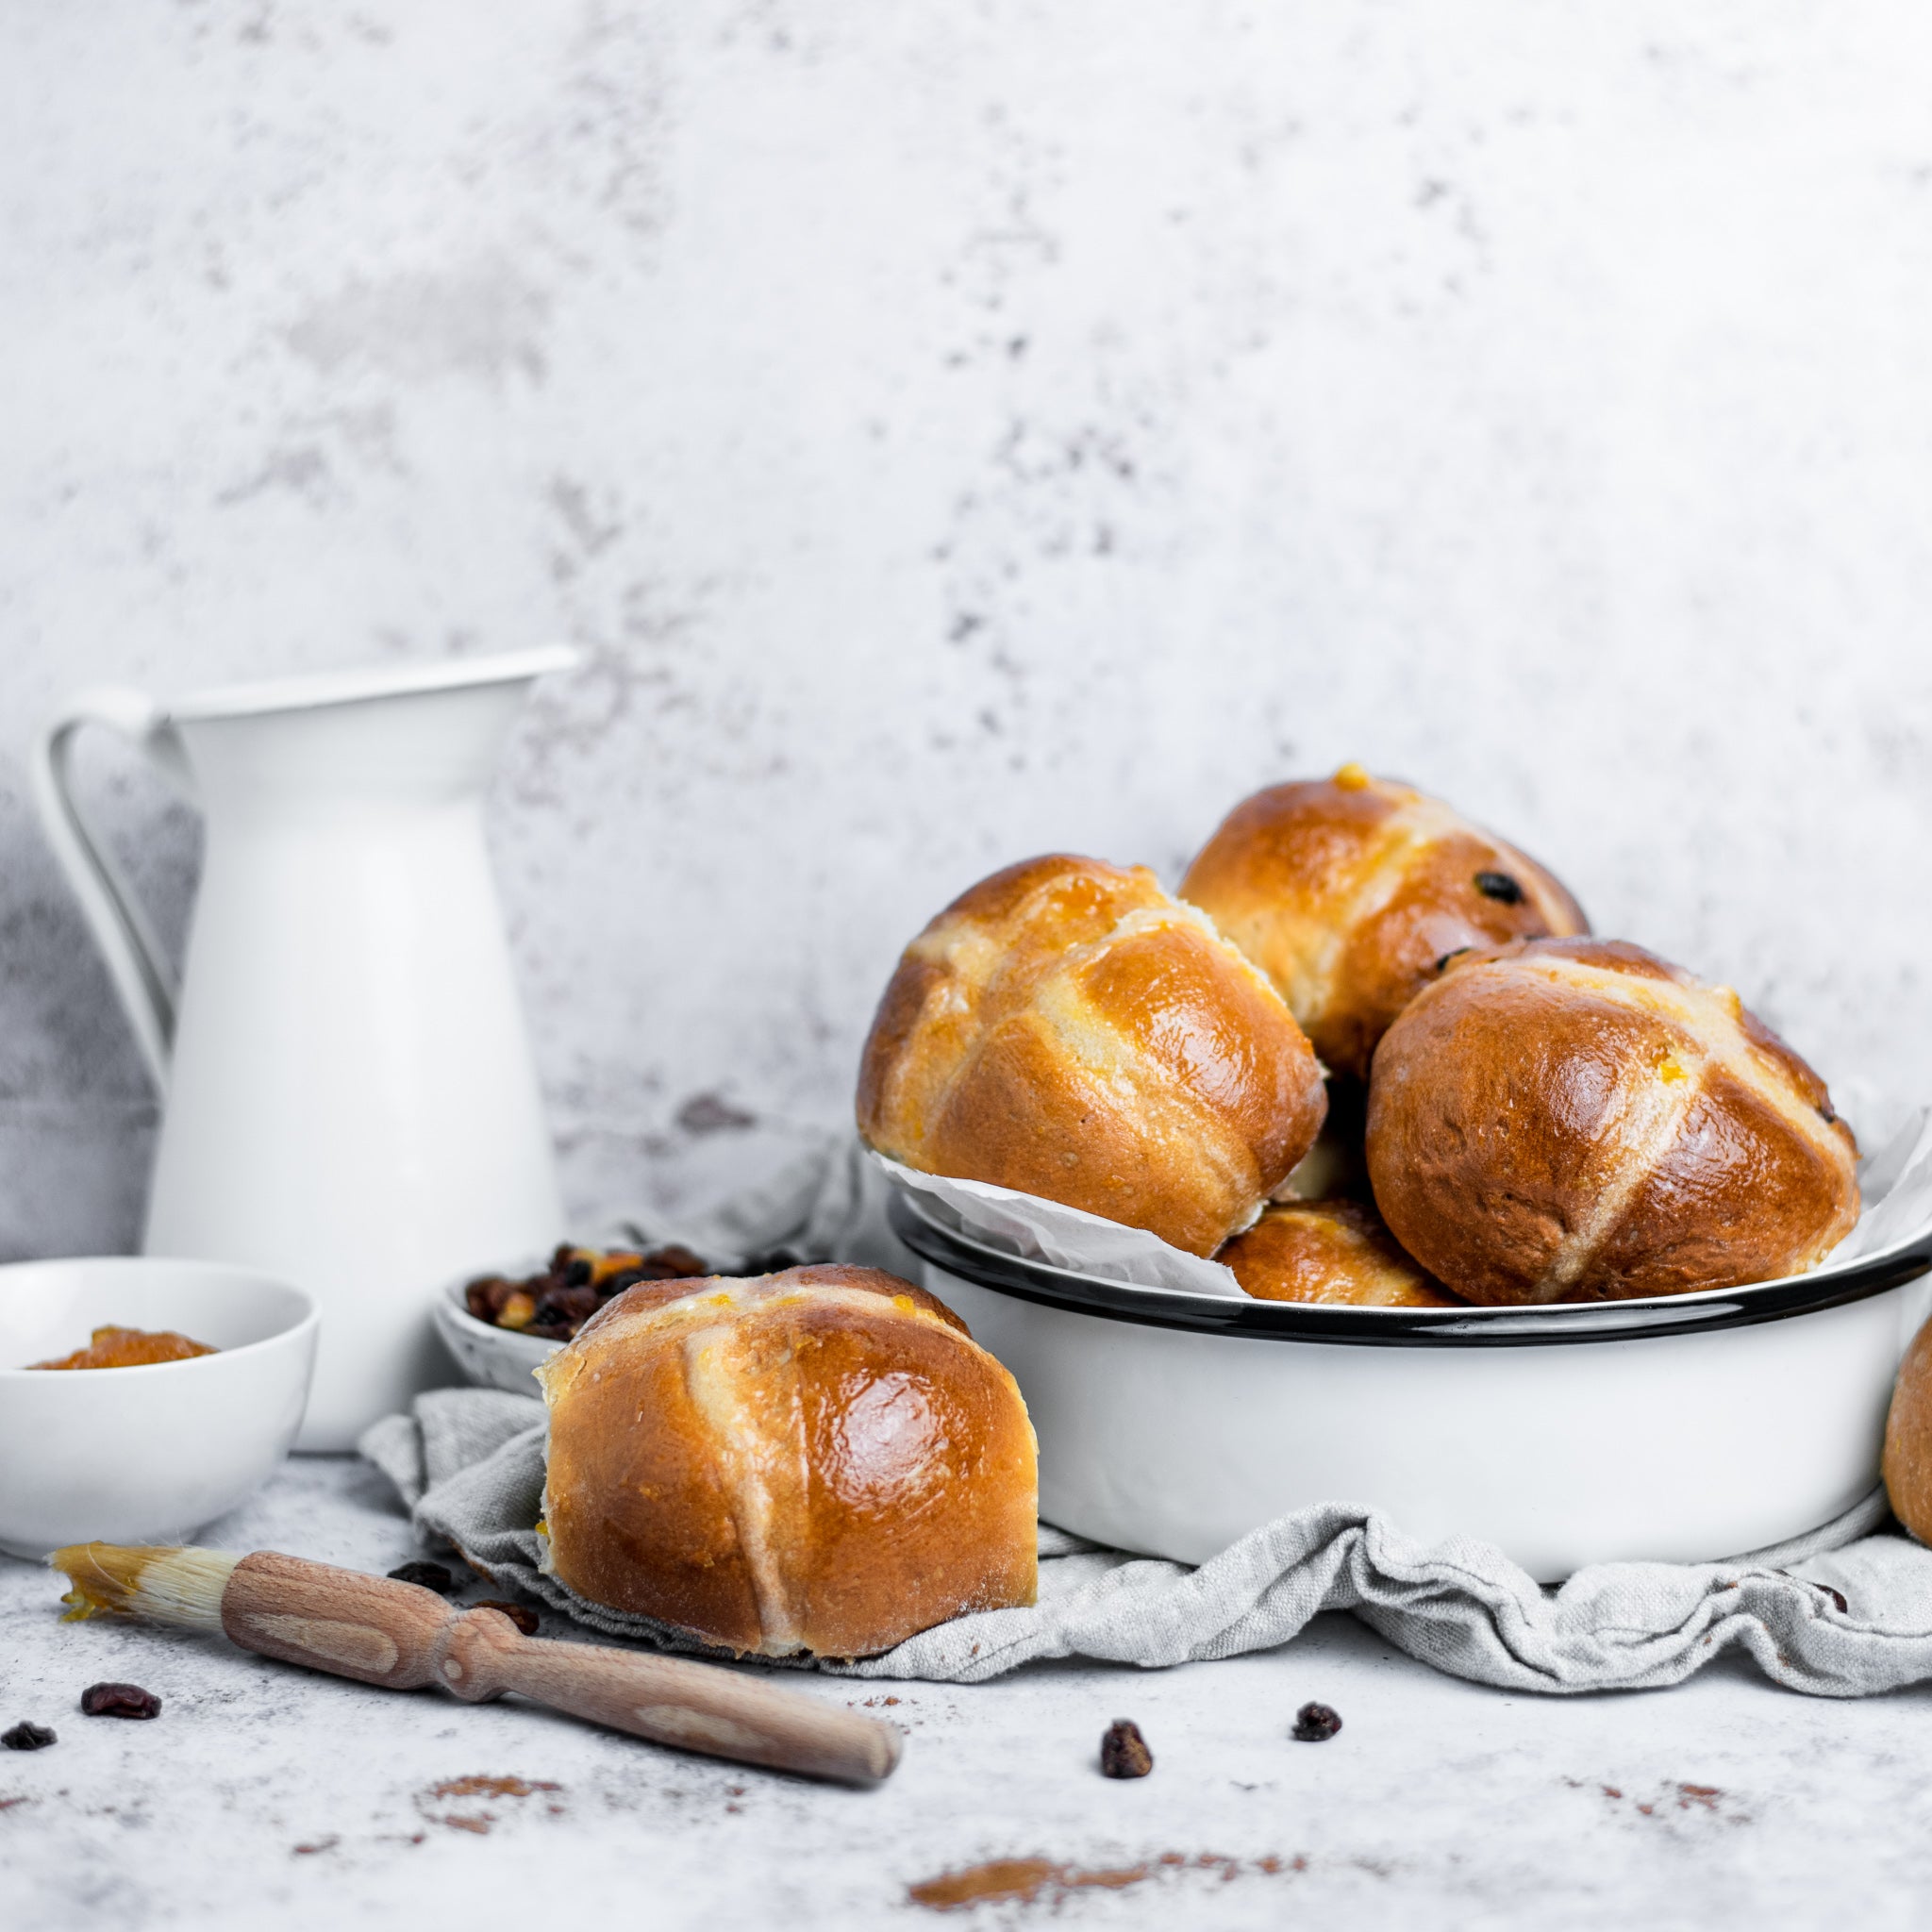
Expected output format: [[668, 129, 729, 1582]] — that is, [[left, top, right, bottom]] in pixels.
[[1180, 766, 1589, 1078], [1365, 939, 1860, 1304], [857, 854, 1327, 1257], [535, 1265, 1038, 1658], [1219, 1199, 1459, 1307]]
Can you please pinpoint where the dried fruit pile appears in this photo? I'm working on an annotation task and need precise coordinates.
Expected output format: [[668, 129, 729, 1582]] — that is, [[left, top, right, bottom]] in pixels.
[[464, 1242, 711, 1341]]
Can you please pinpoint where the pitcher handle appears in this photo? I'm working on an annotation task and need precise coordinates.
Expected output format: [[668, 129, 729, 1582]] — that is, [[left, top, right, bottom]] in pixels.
[[30, 687, 195, 1095]]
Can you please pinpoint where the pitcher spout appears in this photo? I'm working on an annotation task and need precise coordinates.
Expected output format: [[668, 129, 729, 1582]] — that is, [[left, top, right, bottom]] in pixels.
[[167, 646, 580, 818]]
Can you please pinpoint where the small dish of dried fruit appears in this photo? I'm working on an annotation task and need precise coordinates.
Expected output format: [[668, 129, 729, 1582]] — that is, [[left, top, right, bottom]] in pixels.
[[435, 1242, 719, 1392], [466, 1243, 711, 1341]]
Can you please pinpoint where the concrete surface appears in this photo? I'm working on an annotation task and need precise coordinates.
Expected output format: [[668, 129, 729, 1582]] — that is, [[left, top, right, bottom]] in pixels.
[[7, 1455, 1932, 1931]]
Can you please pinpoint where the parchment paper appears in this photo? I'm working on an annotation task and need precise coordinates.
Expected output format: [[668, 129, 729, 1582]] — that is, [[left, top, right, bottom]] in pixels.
[[868, 1105, 1932, 1307]]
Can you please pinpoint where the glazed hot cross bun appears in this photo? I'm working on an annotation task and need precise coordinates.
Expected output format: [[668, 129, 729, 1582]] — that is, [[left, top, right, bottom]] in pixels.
[[857, 854, 1326, 1256], [1180, 766, 1589, 1078], [1365, 938, 1859, 1304], [537, 1264, 1038, 1658], [1218, 1198, 1459, 1308]]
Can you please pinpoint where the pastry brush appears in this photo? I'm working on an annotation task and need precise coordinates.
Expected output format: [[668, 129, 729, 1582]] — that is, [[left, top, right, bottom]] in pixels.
[[50, 1542, 901, 1786]]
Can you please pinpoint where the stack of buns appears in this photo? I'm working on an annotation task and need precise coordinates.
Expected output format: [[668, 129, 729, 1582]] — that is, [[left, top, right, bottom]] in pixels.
[[858, 765, 1860, 1310], [534, 764, 1870, 1659]]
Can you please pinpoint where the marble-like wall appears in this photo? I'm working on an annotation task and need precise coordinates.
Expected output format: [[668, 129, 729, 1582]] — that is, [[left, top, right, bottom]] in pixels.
[[4, 2, 1929, 1256]]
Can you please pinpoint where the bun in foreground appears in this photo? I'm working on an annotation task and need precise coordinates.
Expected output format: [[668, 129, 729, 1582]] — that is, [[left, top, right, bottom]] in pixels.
[[536, 1265, 1039, 1658]]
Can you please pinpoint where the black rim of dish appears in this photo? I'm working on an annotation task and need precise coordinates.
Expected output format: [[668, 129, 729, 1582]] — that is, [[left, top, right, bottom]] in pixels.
[[886, 1191, 1932, 1349]]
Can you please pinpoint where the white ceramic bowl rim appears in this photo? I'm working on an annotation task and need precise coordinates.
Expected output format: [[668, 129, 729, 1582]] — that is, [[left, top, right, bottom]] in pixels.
[[888, 1192, 1932, 1349], [0, 1259, 317, 1378]]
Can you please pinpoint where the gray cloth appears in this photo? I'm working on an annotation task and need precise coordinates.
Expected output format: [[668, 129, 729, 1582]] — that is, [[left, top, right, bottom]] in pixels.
[[363, 1130, 1932, 1697], [360, 1387, 1931, 1697]]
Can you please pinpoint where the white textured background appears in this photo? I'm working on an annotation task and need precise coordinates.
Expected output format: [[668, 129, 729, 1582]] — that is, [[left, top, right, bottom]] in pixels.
[[4, 1, 1930, 1257]]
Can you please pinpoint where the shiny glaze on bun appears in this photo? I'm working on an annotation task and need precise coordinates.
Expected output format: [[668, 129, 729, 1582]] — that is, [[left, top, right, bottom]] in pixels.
[[858, 854, 1326, 1257], [1219, 1198, 1459, 1307], [1366, 938, 1859, 1304], [536, 1264, 1037, 1658], [1181, 766, 1588, 1078]]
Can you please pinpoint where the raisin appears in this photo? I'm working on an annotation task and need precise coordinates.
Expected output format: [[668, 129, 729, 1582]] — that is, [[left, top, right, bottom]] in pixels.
[[2, 1721, 56, 1751], [563, 1256, 593, 1289], [741, 1247, 801, 1276], [530, 1284, 599, 1336], [646, 1243, 711, 1278], [1291, 1702, 1342, 1741], [475, 1600, 541, 1636], [388, 1560, 457, 1594], [80, 1683, 161, 1720], [1099, 1719, 1154, 1778], [464, 1276, 513, 1322], [1474, 871, 1524, 905], [595, 1269, 645, 1301]]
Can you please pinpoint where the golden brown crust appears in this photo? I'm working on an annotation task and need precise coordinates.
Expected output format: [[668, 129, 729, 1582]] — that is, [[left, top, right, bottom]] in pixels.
[[857, 854, 1327, 1256], [1364, 938, 1860, 1304], [1219, 1199, 1461, 1307], [1884, 1318, 1932, 1545], [536, 1265, 1038, 1658], [1179, 770, 1589, 1078], [574, 1259, 971, 1343]]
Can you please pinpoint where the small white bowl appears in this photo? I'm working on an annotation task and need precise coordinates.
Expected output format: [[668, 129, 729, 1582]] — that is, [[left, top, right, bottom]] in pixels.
[[432, 1273, 558, 1394], [0, 1257, 318, 1558]]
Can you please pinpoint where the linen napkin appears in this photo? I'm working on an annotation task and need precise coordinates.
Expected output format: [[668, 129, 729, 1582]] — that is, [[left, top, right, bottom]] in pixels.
[[361, 1128, 1932, 1696], [360, 1389, 1927, 1694]]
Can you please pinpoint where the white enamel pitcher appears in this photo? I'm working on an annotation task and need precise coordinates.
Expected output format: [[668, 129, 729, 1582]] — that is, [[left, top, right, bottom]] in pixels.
[[31, 650, 574, 1449]]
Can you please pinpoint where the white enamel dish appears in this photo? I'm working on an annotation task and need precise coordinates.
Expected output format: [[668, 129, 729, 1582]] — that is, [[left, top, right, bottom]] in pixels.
[[887, 1192, 1932, 1582], [0, 1257, 318, 1558]]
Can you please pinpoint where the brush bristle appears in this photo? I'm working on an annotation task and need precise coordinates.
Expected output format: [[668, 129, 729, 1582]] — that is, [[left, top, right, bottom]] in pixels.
[[49, 1543, 241, 1632]]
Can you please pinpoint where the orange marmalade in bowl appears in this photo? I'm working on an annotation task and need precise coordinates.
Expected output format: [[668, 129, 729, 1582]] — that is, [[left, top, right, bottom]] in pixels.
[[30, 1325, 219, 1371]]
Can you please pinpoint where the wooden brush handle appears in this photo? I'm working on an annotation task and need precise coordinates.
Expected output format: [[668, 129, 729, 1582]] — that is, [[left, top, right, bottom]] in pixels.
[[222, 1551, 901, 1786], [439, 1614, 902, 1783]]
